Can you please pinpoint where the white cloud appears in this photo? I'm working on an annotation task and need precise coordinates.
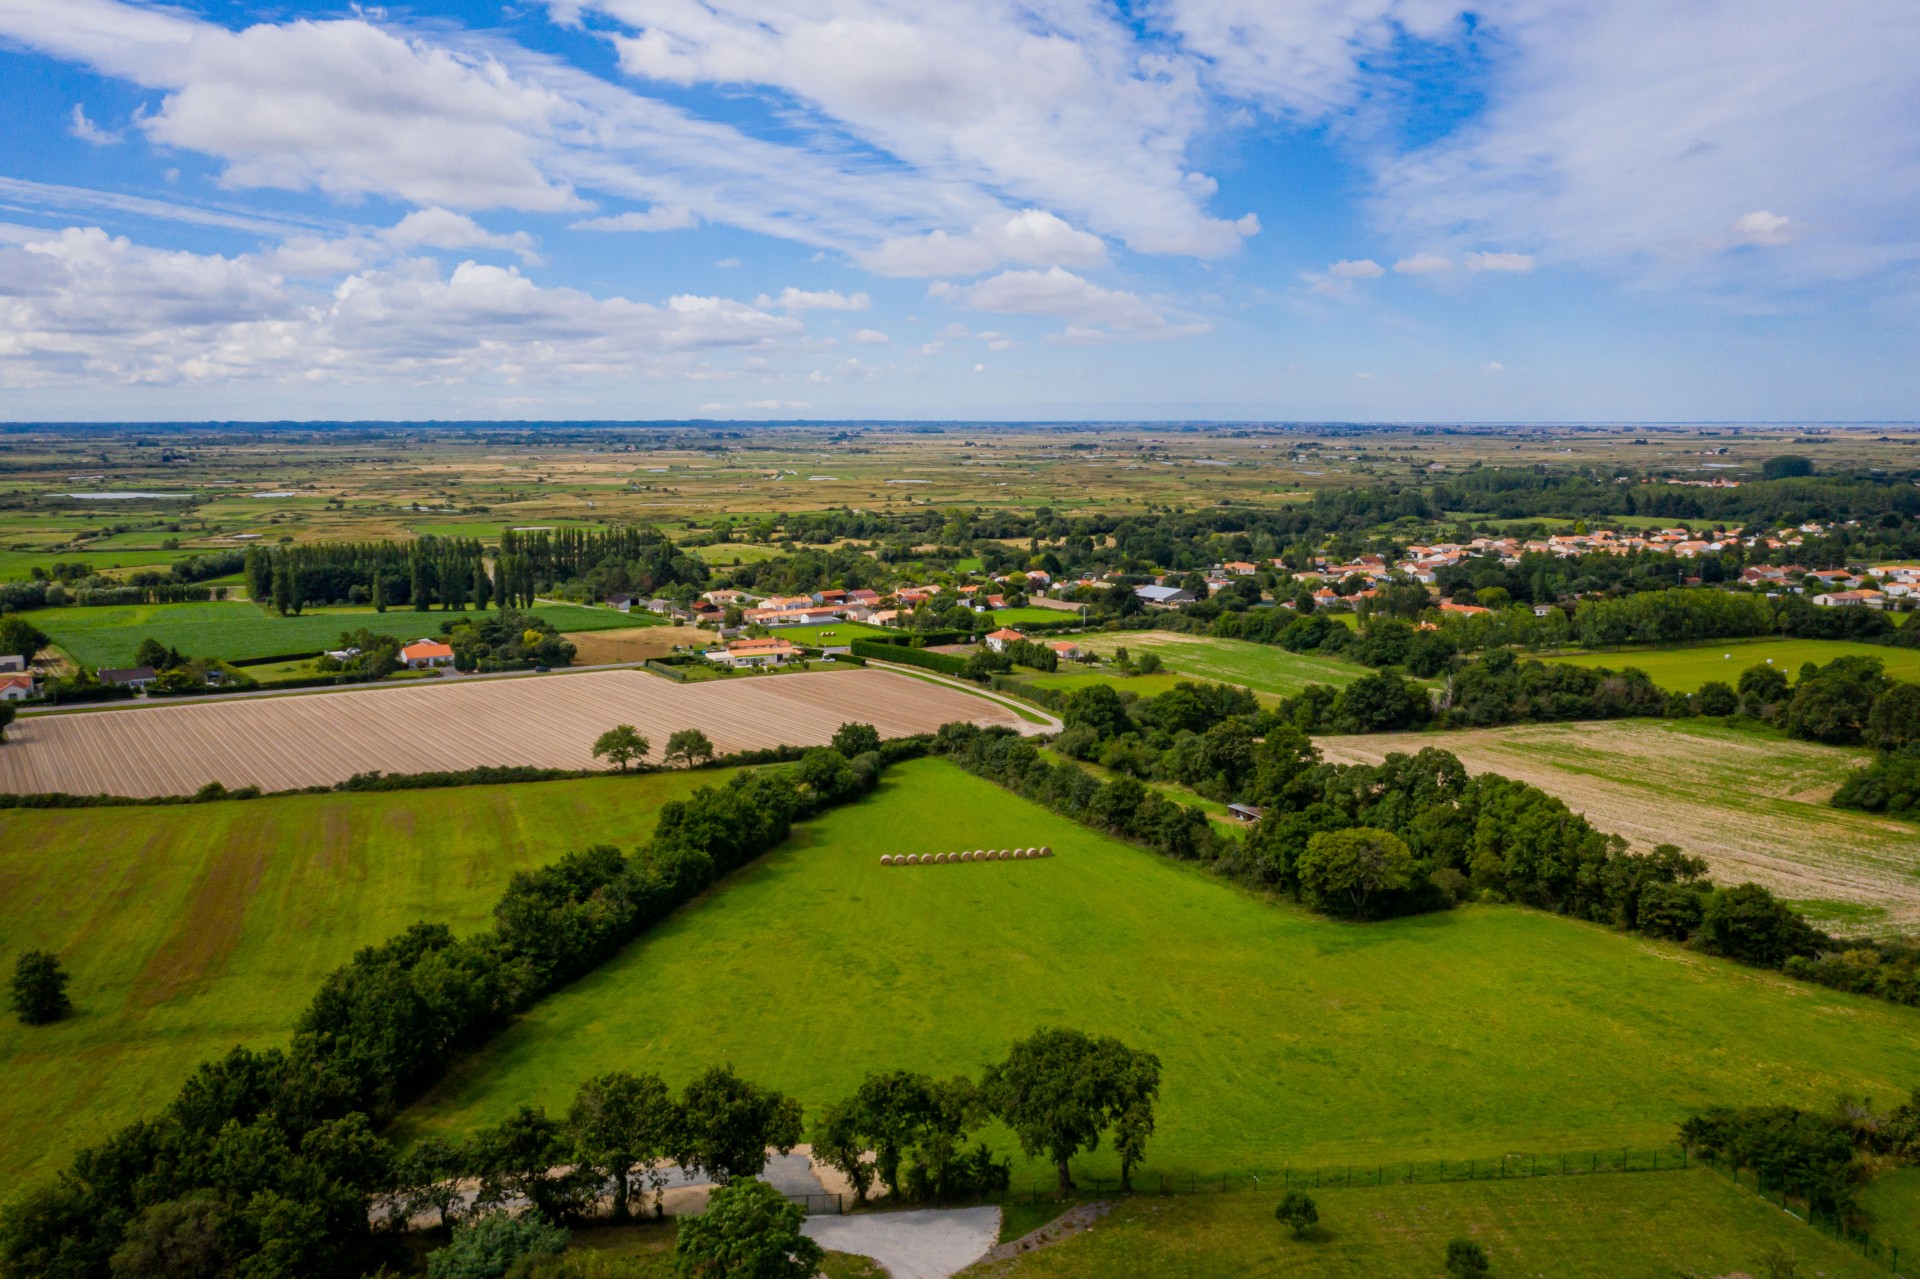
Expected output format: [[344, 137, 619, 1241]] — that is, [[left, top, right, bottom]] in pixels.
[[570, 205, 697, 232], [698, 399, 810, 411], [755, 288, 870, 312], [385, 208, 541, 263], [1464, 251, 1535, 273], [1483, 360, 1507, 372], [1328, 258, 1384, 279], [714, 257, 742, 268], [578, 0, 1256, 258], [849, 328, 890, 343], [858, 209, 1108, 277], [68, 104, 121, 146], [1731, 210, 1796, 247], [930, 266, 1207, 343], [1393, 253, 1452, 275], [973, 362, 986, 372], [0, 224, 800, 388]]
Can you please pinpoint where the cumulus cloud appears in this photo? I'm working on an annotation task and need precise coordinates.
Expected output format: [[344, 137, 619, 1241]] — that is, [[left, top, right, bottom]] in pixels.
[[0, 224, 799, 388], [1464, 251, 1535, 273], [1327, 258, 1385, 279], [68, 104, 121, 145], [755, 288, 870, 311], [857, 209, 1107, 277], [1731, 210, 1797, 247], [570, 205, 698, 232], [848, 328, 890, 343], [1393, 253, 1452, 275], [930, 266, 1206, 342], [385, 208, 541, 263]]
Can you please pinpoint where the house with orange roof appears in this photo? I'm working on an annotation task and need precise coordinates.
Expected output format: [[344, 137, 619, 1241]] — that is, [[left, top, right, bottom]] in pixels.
[[984, 628, 1026, 653], [399, 639, 455, 668]]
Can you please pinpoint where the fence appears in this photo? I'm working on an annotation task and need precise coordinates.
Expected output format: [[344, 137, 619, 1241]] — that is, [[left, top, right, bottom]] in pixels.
[[642, 659, 689, 681], [1695, 1152, 1908, 1277]]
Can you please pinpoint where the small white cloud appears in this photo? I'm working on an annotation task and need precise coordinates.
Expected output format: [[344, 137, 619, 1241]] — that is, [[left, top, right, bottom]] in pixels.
[[699, 399, 810, 412], [715, 257, 742, 268], [931, 266, 1203, 343], [849, 328, 890, 344], [69, 104, 122, 146], [1353, 372, 1374, 380], [1464, 251, 1536, 273], [1393, 253, 1452, 275], [1328, 258, 1385, 279], [1731, 210, 1797, 247], [806, 369, 829, 384], [973, 362, 986, 372], [570, 205, 697, 233], [1483, 360, 1507, 372], [385, 208, 541, 264], [918, 340, 945, 355], [859, 209, 1108, 278], [755, 287, 869, 311]]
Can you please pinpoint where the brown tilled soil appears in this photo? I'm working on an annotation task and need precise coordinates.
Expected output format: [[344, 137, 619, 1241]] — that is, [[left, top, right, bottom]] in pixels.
[[564, 625, 708, 664], [1320, 719, 1920, 933], [0, 668, 1020, 799]]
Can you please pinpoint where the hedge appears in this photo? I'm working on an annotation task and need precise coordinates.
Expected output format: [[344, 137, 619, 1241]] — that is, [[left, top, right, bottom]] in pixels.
[[851, 640, 969, 674]]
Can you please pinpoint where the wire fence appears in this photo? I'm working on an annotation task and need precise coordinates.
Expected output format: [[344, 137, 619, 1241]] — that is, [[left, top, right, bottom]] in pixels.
[[1694, 1152, 1908, 1277]]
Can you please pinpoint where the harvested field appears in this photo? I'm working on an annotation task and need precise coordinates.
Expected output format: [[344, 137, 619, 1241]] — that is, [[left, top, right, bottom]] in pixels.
[[0, 669, 1023, 798], [564, 625, 708, 664], [1319, 719, 1920, 933]]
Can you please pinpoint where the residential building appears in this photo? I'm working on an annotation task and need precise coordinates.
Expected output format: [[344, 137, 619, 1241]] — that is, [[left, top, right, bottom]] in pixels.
[[705, 637, 802, 669], [399, 640, 456, 668], [985, 628, 1026, 653], [99, 666, 158, 689], [0, 673, 34, 701]]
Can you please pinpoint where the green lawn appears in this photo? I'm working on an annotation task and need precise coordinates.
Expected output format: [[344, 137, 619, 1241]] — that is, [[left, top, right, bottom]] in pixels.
[[0, 771, 727, 1181], [759, 621, 895, 646], [1539, 637, 1920, 692], [0, 547, 204, 582], [967, 1171, 1889, 1279], [1073, 632, 1369, 698], [395, 759, 1920, 1179], [18, 601, 640, 667], [1859, 1165, 1920, 1264], [1021, 670, 1190, 698]]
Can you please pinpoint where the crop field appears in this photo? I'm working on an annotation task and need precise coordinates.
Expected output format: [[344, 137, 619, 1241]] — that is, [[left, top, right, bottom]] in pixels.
[[966, 1171, 1887, 1279], [17, 600, 640, 668], [564, 625, 709, 664], [395, 758, 1920, 1178], [756, 621, 895, 646], [1069, 632, 1369, 698], [0, 770, 725, 1180], [1319, 719, 1920, 934], [1540, 637, 1920, 691], [0, 668, 1023, 797]]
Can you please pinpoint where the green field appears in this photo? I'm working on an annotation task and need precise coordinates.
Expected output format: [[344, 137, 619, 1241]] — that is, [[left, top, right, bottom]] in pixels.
[[759, 621, 895, 646], [19, 600, 641, 667], [0, 772, 727, 1180], [1540, 637, 1920, 692], [1021, 669, 1190, 698], [1859, 1166, 1920, 1263], [1072, 632, 1369, 698], [967, 1171, 1888, 1279], [395, 758, 1920, 1178]]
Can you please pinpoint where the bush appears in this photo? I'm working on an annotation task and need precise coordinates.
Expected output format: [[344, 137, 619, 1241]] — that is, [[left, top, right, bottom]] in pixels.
[[9, 951, 71, 1025], [426, 1211, 568, 1279], [1274, 1190, 1318, 1238], [672, 1179, 820, 1279], [1444, 1238, 1490, 1277]]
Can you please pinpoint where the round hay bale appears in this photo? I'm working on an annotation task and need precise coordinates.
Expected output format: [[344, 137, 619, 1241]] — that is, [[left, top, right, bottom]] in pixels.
[[975, 849, 987, 858], [902, 854, 917, 865], [1040, 846, 1053, 857], [880, 855, 893, 866], [959, 851, 973, 862]]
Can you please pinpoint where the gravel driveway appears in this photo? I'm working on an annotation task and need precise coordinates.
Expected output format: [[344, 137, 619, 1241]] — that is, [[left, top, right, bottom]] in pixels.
[[802, 1207, 1002, 1279]]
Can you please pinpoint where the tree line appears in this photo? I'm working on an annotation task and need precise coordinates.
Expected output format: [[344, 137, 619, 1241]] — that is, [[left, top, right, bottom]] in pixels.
[[243, 539, 489, 614], [0, 740, 910, 1279], [496, 526, 708, 606]]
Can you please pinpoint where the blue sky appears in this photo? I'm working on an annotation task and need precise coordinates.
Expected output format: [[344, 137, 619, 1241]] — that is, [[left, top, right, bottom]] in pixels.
[[0, 0, 1914, 422]]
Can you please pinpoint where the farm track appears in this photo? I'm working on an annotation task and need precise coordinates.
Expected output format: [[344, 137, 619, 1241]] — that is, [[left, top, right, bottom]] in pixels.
[[1320, 720, 1920, 932], [0, 669, 1025, 799]]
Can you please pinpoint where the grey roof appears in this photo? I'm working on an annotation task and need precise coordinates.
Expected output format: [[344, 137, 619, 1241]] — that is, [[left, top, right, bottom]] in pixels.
[[1134, 584, 1191, 603], [99, 667, 157, 684]]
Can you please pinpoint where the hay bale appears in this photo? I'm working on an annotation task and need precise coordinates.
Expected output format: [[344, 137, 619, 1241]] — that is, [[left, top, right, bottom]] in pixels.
[[959, 851, 973, 862], [880, 855, 893, 866], [1040, 846, 1053, 857]]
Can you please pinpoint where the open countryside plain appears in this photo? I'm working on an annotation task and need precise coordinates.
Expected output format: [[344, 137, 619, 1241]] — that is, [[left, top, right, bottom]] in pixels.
[[1063, 632, 1369, 698], [395, 759, 1920, 1176], [1538, 636, 1920, 692], [0, 771, 724, 1181], [1319, 719, 1920, 934], [0, 669, 1024, 797]]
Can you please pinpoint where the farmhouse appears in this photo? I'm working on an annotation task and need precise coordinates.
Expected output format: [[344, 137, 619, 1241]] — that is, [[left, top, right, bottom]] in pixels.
[[399, 640, 456, 669], [1813, 589, 1886, 608], [984, 628, 1026, 653], [705, 637, 803, 669], [0, 673, 34, 701], [99, 667, 157, 689], [1048, 640, 1084, 660]]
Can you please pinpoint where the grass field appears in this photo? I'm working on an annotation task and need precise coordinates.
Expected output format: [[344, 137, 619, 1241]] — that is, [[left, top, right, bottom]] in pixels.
[[1319, 718, 1920, 934], [18, 601, 641, 668], [1020, 670, 1190, 699], [965, 1171, 1888, 1279], [1859, 1166, 1920, 1263], [0, 772, 728, 1181], [758, 621, 895, 646], [1540, 637, 1920, 692], [394, 758, 1920, 1178], [0, 668, 1024, 797], [1071, 632, 1369, 698]]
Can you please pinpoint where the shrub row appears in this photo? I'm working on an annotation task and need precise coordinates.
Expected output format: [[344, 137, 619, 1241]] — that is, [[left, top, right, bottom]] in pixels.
[[851, 639, 969, 674]]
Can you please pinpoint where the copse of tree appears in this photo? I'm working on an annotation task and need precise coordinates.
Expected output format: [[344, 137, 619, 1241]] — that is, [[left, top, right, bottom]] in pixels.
[[1679, 1104, 1859, 1219], [1297, 827, 1418, 919], [1762, 455, 1816, 480], [831, 721, 881, 757], [0, 615, 49, 663], [813, 1070, 1007, 1205], [980, 1027, 1161, 1193], [593, 725, 651, 771], [9, 950, 71, 1025]]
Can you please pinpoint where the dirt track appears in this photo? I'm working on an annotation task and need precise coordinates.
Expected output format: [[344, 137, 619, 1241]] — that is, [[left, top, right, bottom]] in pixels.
[[0, 669, 1020, 798]]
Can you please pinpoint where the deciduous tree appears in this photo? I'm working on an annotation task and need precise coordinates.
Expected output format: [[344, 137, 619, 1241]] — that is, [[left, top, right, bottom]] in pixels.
[[665, 729, 716, 768], [592, 725, 651, 772], [671, 1178, 820, 1279], [9, 950, 71, 1025]]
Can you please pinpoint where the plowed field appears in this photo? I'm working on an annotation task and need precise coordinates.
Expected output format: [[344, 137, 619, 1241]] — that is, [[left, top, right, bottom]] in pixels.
[[0, 668, 1020, 798]]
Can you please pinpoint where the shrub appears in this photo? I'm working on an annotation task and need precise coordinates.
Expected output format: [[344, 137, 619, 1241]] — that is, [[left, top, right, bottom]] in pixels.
[[1444, 1238, 1490, 1277], [426, 1211, 568, 1279], [9, 951, 71, 1025], [1274, 1190, 1318, 1238]]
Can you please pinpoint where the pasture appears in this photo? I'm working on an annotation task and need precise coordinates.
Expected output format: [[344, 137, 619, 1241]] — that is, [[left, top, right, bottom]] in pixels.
[[17, 600, 641, 668], [395, 759, 1920, 1177], [1539, 637, 1920, 692], [0, 771, 725, 1180], [0, 668, 1025, 797], [1319, 719, 1920, 934], [1068, 632, 1369, 698], [965, 1171, 1888, 1279]]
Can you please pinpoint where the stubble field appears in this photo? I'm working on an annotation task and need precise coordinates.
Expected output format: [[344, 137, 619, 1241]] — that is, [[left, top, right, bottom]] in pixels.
[[1319, 719, 1920, 933], [0, 668, 1024, 797]]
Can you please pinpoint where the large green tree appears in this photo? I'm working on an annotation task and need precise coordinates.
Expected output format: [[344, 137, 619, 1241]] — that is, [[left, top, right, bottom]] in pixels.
[[982, 1028, 1161, 1192], [592, 725, 651, 772], [9, 950, 71, 1025], [569, 1071, 674, 1221], [1296, 827, 1417, 918], [0, 616, 49, 664], [672, 1067, 803, 1185], [665, 728, 717, 768], [671, 1178, 820, 1279]]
